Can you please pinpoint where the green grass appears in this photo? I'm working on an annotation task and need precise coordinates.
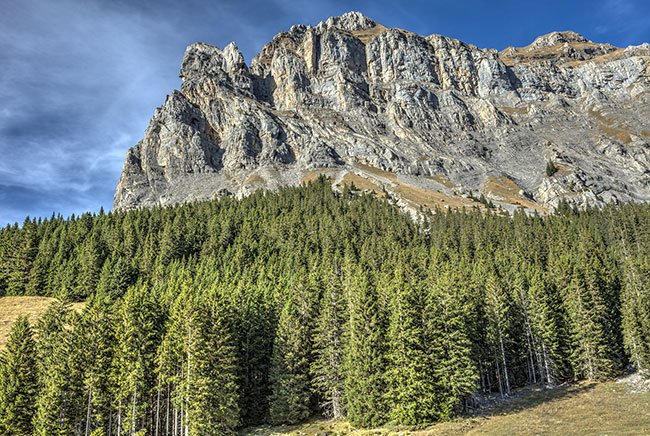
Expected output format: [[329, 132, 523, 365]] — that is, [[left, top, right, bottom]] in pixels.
[[241, 381, 650, 436]]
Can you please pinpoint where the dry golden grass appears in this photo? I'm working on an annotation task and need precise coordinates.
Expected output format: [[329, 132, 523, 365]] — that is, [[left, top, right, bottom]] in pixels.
[[0, 296, 84, 348], [497, 106, 529, 116], [587, 106, 635, 144], [356, 163, 399, 181], [562, 48, 627, 67], [356, 163, 476, 211], [463, 382, 650, 436], [483, 176, 547, 212], [499, 42, 615, 67], [341, 173, 377, 191], [350, 24, 389, 44], [395, 182, 474, 211], [300, 170, 337, 185], [241, 381, 650, 436], [428, 175, 456, 190], [338, 173, 385, 198], [245, 174, 266, 185]]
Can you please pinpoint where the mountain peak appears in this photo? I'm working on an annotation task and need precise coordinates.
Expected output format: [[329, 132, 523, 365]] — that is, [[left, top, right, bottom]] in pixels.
[[528, 31, 590, 50], [324, 11, 377, 32]]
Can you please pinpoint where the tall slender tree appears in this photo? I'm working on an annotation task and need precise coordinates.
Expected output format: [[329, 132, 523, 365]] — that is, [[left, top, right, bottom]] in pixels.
[[0, 316, 39, 436]]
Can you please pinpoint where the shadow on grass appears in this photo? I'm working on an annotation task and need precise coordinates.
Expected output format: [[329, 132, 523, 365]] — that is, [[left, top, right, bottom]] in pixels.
[[467, 381, 599, 419], [239, 383, 605, 436]]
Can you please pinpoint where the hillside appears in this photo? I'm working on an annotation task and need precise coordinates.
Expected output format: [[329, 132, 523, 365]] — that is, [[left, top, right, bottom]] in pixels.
[[1, 180, 650, 435], [114, 12, 650, 214]]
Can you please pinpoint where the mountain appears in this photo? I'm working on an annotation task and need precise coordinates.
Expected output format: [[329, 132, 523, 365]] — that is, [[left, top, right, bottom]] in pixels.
[[113, 12, 650, 213]]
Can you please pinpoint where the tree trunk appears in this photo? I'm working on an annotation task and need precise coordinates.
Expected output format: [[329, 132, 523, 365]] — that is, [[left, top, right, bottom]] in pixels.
[[109, 403, 113, 436], [495, 355, 503, 398], [185, 325, 192, 436], [117, 399, 122, 436], [156, 377, 161, 436], [173, 406, 177, 436], [131, 386, 137, 436], [178, 401, 185, 436], [542, 341, 552, 385], [499, 330, 511, 395], [85, 386, 93, 436], [60, 388, 69, 427], [165, 385, 170, 436], [525, 327, 536, 384]]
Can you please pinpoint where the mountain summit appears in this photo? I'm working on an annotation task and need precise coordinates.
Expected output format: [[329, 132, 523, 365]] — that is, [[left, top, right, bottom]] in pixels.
[[114, 12, 650, 214]]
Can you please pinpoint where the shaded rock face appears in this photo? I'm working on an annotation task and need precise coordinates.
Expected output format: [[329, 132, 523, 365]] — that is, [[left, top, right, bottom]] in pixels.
[[114, 12, 650, 213]]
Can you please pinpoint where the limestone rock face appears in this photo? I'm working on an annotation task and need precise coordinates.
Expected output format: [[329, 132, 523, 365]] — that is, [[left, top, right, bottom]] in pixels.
[[114, 12, 650, 213]]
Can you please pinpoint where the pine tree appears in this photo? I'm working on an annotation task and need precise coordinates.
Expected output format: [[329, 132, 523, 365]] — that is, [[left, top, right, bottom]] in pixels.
[[33, 300, 75, 436], [426, 265, 478, 418], [187, 293, 240, 435], [114, 285, 164, 436], [80, 295, 116, 435], [526, 267, 571, 384], [162, 287, 241, 436], [484, 269, 512, 397], [268, 290, 313, 425], [384, 260, 439, 425], [6, 218, 39, 295], [311, 259, 346, 419], [343, 267, 387, 427], [232, 280, 274, 426], [0, 315, 39, 436], [564, 232, 623, 380], [546, 160, 558, 177]]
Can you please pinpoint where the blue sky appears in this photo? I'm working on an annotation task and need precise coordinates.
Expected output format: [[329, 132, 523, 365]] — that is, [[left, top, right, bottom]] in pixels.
[[1, 0, 649, 226]]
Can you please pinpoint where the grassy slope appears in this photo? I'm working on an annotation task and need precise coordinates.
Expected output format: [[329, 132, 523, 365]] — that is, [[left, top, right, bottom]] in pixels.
[[242, 382, 650, 436], [0, 296, 84, 348]]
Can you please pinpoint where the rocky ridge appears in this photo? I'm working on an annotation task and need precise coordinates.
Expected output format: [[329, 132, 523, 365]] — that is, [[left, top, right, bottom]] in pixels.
[[114, 12, 650, 214]]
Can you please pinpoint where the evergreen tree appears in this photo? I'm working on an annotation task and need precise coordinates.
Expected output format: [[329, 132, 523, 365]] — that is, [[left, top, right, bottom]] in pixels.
[[268, 287, 313, 425], [564, 232, 623, 379], [232, 279, 274, 425], [114, 285, 164, 436], [0, 177, 648, 431], [33, 300, 75, 436], [344, 267, 387, 427], [0, 316, 39, 436], [311, 258, 346, 419], [385, 260, 439, 425], [426, 265, 478, 418], [6, 218, 38, 295]]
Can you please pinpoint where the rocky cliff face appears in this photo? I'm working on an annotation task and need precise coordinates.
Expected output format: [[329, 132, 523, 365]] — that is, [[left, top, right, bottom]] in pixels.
[[114, 12, 650, 214]]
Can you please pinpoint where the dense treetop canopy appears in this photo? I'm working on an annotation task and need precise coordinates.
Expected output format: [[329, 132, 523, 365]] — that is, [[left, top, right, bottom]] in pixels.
[[0, 178, 648, 435]]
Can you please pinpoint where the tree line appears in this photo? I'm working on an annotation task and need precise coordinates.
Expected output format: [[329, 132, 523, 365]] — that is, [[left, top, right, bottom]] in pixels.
[[0, 178, 649, 436]]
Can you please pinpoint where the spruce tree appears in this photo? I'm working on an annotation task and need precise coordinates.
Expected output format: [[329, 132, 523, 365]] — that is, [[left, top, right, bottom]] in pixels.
[[311, 258, 345, 419], [33, 300, 75, 436], [268, 290, 313, 425], [231, 284, 274, 426], [343, 267, 387, 427], [0, 315, 39, 436], [190, 294, 240, 435], [114, 285, 164, 436], [564, 233, 623, 380], [427, 265, 478, 418], [384, 261, 439, 425]]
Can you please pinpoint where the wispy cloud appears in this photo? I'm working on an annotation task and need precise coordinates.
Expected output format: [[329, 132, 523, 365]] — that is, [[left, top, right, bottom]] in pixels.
[[1, 0, 649, 226]]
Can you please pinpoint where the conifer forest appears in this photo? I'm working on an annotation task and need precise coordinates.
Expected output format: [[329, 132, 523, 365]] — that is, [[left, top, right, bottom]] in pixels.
[[0, 178, 649, 436]]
